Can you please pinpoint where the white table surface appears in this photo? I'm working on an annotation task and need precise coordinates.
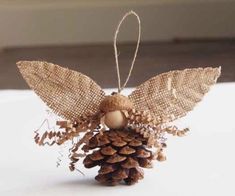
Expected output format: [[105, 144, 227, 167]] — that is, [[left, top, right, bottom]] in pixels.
[[0, 84, 235, 196]]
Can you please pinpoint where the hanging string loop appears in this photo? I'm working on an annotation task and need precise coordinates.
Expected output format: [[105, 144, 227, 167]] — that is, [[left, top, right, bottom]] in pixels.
[[114, 10, 141, 93]]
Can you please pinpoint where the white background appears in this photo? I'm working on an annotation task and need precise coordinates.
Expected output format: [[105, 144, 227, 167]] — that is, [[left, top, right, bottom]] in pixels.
[[0, 84, 235, 196]]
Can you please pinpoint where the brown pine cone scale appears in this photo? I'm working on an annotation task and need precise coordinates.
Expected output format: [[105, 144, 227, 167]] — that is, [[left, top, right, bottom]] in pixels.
[[83, 128, 154, 185]]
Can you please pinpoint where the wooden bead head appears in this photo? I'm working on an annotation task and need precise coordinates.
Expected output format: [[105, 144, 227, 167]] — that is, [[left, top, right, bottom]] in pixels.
[[99, 93, 134, 129]]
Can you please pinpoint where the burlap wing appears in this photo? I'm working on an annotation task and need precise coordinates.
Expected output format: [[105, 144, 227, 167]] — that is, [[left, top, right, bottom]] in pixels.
[[17, 61, 105, 120], [129, 67, 221, 122]]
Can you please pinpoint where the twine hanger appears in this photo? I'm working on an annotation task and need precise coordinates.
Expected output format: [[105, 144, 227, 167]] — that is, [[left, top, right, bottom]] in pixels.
[[114, 10, 141, 93]]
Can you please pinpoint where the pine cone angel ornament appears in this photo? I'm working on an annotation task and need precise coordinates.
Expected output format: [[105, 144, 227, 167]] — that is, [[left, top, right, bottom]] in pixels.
[[17, 11, 221, 186]]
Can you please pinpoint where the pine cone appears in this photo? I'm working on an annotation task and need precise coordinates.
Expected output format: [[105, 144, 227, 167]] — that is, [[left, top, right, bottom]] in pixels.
[[83, 128, 154, 186]]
